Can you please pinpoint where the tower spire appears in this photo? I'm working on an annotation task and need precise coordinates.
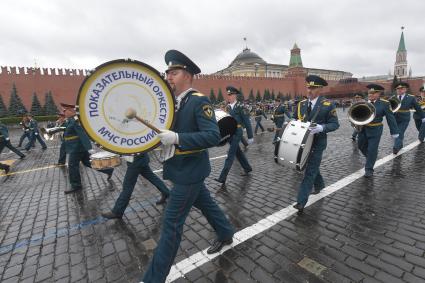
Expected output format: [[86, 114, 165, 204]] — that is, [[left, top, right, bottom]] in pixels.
[[397, 26, 406, 52], [394, 27, 408, 78]]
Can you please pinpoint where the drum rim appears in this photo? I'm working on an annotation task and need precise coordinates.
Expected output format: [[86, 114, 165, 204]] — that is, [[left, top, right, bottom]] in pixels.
[[76, 59, 175, 155], [296, 129, 313, 171]]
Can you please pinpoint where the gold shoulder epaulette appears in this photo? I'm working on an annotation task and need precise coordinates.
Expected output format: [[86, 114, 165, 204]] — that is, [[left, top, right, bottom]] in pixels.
[[192, 92, 204, 97], [381, 98, 389, 102], [322, 101, 331, 106]]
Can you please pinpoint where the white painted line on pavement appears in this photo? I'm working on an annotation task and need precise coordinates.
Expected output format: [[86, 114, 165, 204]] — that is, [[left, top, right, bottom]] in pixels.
[[164, 140, 421, 282]]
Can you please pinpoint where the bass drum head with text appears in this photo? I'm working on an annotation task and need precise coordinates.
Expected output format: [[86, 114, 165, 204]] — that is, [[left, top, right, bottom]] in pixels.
[[77, 59, 175, 155]]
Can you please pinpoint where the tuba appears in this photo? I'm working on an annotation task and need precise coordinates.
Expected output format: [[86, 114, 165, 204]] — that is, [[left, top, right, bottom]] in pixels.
[[348, 102, 376, 131], [388, 96, 401, 113], [40, 127, 66, 141]]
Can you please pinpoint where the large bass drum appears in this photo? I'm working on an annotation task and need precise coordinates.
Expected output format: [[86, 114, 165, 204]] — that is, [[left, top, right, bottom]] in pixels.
[[214, 109, 237, 146], [274, 119, 314, 171]]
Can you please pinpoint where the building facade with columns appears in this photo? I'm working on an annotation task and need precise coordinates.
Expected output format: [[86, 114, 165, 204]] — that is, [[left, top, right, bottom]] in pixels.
[[214, 43, 353, 81]]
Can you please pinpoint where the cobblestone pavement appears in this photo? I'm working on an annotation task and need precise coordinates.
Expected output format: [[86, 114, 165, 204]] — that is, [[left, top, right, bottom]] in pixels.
[[1, 109, 425, 283]]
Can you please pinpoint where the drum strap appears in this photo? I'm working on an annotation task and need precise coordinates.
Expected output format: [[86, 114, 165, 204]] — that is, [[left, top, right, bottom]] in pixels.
[[175, 148, 205, 155], [64, 135, 79, 141]]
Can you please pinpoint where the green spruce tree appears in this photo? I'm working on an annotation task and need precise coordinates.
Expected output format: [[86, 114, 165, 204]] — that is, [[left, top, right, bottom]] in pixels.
[[30, 92, 44, 116], [0, 95, 8, 118], [237, 87, 244, 102], [209, 88, 217, 105], [277, 92, 283, 100], [44, 91, 59, 115], [256, 90, 262, 102], [217, 88, 224, 103], [248, 89, 255, 102], [391, 75, 399, 92], [8, 83, 27, 116]]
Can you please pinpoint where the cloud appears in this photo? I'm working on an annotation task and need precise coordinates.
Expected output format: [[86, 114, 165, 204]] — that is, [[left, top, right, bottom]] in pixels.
[[0, 0, 424, 78]]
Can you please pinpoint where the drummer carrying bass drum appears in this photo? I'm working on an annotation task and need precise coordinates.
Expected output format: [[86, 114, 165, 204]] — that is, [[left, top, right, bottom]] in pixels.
[[61, 103, 114, 194], [293, 75, 339, 215]]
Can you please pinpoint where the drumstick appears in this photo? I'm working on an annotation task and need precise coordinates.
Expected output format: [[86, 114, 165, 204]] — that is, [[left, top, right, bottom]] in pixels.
[[125, 108, 162, 133]]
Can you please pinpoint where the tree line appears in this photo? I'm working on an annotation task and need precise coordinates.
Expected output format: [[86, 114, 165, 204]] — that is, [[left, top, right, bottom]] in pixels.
[[0, 83, 58, 118], [208, 88, 294, 104]]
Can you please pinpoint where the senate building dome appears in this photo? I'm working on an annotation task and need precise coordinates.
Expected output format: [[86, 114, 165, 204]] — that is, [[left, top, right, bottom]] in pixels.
[[230, 48, 267, 66]]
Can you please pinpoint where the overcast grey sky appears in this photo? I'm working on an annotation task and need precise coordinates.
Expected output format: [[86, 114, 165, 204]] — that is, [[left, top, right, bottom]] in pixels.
[[0, 0, 423, 78]]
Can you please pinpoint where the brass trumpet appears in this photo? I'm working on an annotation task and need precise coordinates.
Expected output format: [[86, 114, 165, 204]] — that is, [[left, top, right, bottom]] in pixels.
[[40, 127, 66, 141], [348, 102, 376, 131]]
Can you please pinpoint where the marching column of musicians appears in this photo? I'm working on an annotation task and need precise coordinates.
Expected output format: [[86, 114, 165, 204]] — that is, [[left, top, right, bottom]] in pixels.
[[2, 52, 425, 283]]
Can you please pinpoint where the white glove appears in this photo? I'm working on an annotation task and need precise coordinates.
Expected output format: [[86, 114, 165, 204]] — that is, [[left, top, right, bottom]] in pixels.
[[35, 132, 38, 136], [157, 130, 178, 146], [88, 149, 96, 154], [309, 124, 324, 134], [247, 138, 254, 145], [422, 118, 425, 123], [5, 137, 9, 141], [160, 144, 175, 162], [392, 134, 399, 139]]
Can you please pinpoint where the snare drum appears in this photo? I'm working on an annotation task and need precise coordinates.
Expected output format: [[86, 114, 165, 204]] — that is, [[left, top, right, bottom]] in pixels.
[[90, 151, 121, 170], [215, 109, 237, 146], [274, 119, 314, 171]]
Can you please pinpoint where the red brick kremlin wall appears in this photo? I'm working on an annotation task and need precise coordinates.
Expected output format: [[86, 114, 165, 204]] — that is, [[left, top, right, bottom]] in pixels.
[[0, 65, 423, 111]]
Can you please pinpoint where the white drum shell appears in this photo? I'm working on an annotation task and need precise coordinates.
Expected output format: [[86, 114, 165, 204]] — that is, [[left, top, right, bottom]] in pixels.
[[276, 120, 314, 171]]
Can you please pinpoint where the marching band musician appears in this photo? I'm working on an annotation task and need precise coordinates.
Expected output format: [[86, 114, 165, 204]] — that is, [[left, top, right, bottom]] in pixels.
[[55, 112, 67, 165], [60, 103, 114, 194], [214, 86, 254, 184], [413, 86, 425, 143], [272, 97, 291, 143], [392, 82, 425, 154], [17, 115, 31, 148], [350, 94, 364, 141], [293, 75, 339, 215], [357, 84, 399, 178], [24, 113, 47, 151], [101, 152, 170, 219], [142, 50, 234, 283], [0, 121, 26, 159], [254, 102, 267, 135]]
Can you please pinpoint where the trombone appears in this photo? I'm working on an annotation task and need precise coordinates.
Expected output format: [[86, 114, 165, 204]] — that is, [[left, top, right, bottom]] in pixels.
[[40, 127, 66, 141]]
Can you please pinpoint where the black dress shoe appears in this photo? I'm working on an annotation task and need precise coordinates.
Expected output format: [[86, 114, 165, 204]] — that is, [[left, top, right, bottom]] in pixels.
[[293, 203, 304, 215], [155, 194, 169, 205], [310, 189, 321, 195], [207, 238, 233, 254], [63, 187, 83, 195], [240, 169, 252, 176], [351, 136, 356, 141], [214, 178, 225, 184], [107, 169, 114, 180], [364, 171, 373, 178], [64, 187, 82, 194], [20, 155, 26, 159], [101, 211, 122, 219], [393, 148, 399, 155], [3, 165, 10, 174]]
